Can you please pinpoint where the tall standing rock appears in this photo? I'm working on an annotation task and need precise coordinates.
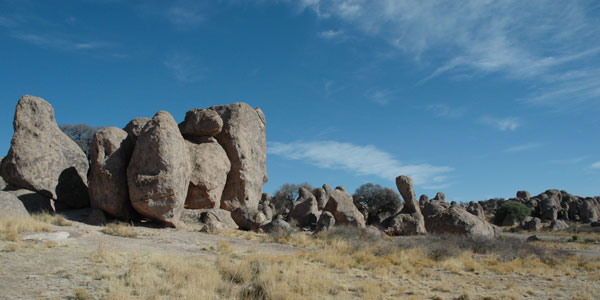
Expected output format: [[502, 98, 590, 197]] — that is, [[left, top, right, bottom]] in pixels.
[[324, 186, 366, 228], [0, 95, 89, 208], [210, 103, 268, 210], [382, 176, 426, 235], [289, 187, 319, 228], [89, 127, 135, 219], [184, 137, 230, 209], [127, 111, 191, 227]]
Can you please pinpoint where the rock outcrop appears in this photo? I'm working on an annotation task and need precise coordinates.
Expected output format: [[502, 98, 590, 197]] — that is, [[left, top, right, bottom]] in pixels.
[[89, 127, 135, 219], [324, 187, 366, 228], [123, 117, 150, 144], [127, 111, 191, 227], [0, 191, 30, 219], [210, 103, 267, 211], [184, 137, 230, 209], [422, 201, 497, 238], [0, 95, 89, 208]]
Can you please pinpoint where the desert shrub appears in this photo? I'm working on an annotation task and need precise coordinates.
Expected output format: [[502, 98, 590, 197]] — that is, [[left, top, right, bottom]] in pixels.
[[493, 201, 530, 225]]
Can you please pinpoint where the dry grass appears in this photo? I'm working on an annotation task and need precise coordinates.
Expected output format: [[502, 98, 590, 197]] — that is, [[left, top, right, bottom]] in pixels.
[[32, 213, 72, 226], [101, 223, 138, 238], [0, 217, 53, 241]]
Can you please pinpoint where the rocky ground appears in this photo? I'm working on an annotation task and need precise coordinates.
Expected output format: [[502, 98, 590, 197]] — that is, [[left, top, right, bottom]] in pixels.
[[1, 212, 599, 300]]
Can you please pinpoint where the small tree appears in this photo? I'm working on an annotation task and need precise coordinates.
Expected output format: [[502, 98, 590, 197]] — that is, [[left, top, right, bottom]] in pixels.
[[353, 183, 402, 224], [59, 123, 97, 158], [493, 201, 531, 225]]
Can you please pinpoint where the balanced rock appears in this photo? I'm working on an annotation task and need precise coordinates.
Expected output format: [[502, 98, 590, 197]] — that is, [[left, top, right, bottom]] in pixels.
[[210, 103, 267, 210], [0, 191, 29, 219], [179, 109, 223, 137], [0, 96, 89, 208], [89, 127, 135, 219], [324, 187, 366, 228], [127, 111, 191, 227], [184, 137, 230, 209], [289, 187, 319, 228], [123, 117, 150, 144], [383, 176, 426, 235]]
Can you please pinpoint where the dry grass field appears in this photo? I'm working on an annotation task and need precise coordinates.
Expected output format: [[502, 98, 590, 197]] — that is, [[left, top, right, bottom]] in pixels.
[[1, 214, 599, 300]]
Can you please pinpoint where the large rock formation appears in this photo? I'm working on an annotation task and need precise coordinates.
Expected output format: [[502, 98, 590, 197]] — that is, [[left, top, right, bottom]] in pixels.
[[382, 176, 426, 235], [422, 201, 497, 238], [88, 127, 135, 219], [184, 137, 230, 209], [179, 109, 223, 137], [289, 187, 319, 228], [123, 117, 150, 144], [324, 186, 366, 228], [0, 95, 89, 208], [210, 103, 267, 211], [127, 111, 191, 227], [0, 191, 29, 219]]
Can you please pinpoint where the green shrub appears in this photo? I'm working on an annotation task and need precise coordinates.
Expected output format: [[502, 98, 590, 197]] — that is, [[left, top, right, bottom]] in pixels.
[[493, 201, 531, 225]]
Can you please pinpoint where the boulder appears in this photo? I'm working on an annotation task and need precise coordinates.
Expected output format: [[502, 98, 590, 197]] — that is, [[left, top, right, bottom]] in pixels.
[[210, 103, 268, 211], [432, 192, 446, 202], [258, 193, 274, 221], [4, 187, 54, 213], [179, 109, 223, 137], [184, 137, 230, 209], [579, 198, 599, 223], [422, 201, 496, 238], [516, 190, 531, 200], [231, 207, 267, 231], [396, 176, 419, 213], [88, 127, 135, 219], [123, 117, 150, 144], [127, 111, 191, 227], [0, 95, 89, 208], [521, 217, 541, 231], [539, 190, 561, 221], [466, 201, 486, 220], [261, 216, 292, 233], [0, 191, 29, 219], [324, 187, 366, 228], [419, 194, 429, 207], [289, 187, 319, 228], [195, 209, 238, 233], [313, 187, 329, 210], [550, 220, 569, 231], [315, 211, 335, 232]]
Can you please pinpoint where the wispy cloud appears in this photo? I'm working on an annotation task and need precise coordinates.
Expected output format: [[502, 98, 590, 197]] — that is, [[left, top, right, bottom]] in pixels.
[[426, 103, 466, 118], [291, 1, 600, 108], [549, 156, 588, 165], [318, 29, 344, 39], [480, 116, 521, 131], [164, 52, 206, 83], [137, 0, 206, 29], [365, 88, 392, 105], [268, 140, 453, 186], [11, 32, 110, 52], [590, 161, 600, 169], [503, 143, 540, 153]]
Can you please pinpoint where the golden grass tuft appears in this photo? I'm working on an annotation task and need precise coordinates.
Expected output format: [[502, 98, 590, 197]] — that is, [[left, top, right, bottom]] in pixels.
[[101, 223, 137, 238], [0, 217, 52, 241], [32, 213, 72, 226]]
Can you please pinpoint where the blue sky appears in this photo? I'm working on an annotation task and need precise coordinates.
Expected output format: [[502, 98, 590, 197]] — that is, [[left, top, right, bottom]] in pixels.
[[1, 0, 599, 202]]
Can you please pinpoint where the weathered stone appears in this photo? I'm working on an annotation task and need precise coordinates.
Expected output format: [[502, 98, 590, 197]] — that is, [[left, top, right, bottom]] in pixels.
[[579, 198, 599, 223], [123, 117, 150, 144], [385, 176, 426, 235], [316, 211, 335, 232], [324, 187, 365, 228], [0, 191, 29, 219], [521, 217, 541, 231], [210, 103, 267, 211], [4, 187, 54, 213], [289, 187, 319, 228], [89, 127, 135, 219], [261, 216, 292, 233], [422, 201, 496, 238], [396, 176, 419, 213], [550, 219, 569, 231], [419, 194, 429, 207], [258, 193, 274, 221], [231, 207, 267, 231], [0, 95, 89, 208], [466, 201, 486, 221], [539, 190, 561, 221], [313, 187, 328, 210], [179, 109, 223, 137], [184, 137, 230, 209], [432, 192, 446, 202], [516, 190, 531, 200], [127, 111, 191, 227]]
